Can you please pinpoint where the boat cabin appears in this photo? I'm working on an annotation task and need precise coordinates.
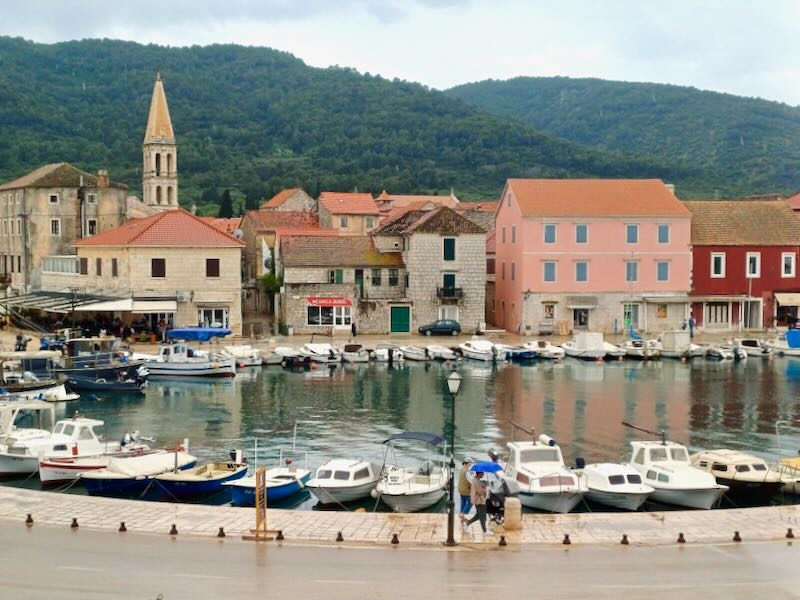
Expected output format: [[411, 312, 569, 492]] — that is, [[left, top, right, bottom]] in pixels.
[[691, 449, 774, 480], [0, 400, 55, 440], [505, 437, 574, 487], [314, 459, 377, 485], [49, 417, 105, 453], [158, 343, 205, 362], [630, 440, 692, 484]]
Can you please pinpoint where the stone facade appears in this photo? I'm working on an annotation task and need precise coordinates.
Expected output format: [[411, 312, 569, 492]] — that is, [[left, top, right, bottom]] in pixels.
[[318, 207, 379, 235], [260, 189, 316, 212]]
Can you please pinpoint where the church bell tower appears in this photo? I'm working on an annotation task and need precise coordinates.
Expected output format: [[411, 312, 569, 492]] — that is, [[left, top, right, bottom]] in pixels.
[[142, 73, 178, 210]]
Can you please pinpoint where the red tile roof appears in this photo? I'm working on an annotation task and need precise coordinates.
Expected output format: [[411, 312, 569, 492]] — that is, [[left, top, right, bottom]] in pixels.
[[683, 200, 800, 245], [507, 179, 690, 218], [319, 192, 379, 215], [460, 200, 498, 213], [244, 210, 319, 232], [260, 188, 301, 209], [374, 207, 485, 235], [486, 230, 496, 254], [787, 192, 800, 211], [199, 216, 242, 235], [74, 209, 244, 247], [282, 235, 404, 268], [376, 191, 460, 209]]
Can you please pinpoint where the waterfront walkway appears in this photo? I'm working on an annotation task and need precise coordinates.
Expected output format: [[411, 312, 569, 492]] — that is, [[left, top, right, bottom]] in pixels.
[[2, 487, 798, 547]]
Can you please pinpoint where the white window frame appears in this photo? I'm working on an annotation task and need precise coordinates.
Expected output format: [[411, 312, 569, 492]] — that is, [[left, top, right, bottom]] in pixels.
[[657, 261, 670, 282], [543, 261, 556, 283], [782, 252, 796, 278], [746, 252, 761, 279], [711, 252, 726, 278], [626, 223, 639, 244], [197, 307, 229, 328], [544, 223, 557, 244], [575, 223, 588, 244], [50, 218, 61, 237], [49, 193, 59, 204], [625, 260, 639, 282], [657, 224, 670, 244], [439, 305, 458, 321], [575, 261, 588, 283]]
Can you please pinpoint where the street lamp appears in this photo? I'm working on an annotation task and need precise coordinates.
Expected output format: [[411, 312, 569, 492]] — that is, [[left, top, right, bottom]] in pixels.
[[444, 370, 462, 546]]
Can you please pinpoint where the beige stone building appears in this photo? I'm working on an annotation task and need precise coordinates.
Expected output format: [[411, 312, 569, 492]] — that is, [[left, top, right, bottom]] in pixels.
[[0, 163, 128, 293], [318, 192, 380, 235], [260, 188, 316, 212]]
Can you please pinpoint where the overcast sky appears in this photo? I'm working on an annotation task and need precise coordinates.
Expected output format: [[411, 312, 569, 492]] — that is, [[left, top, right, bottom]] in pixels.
[[3, 0, 799, 105]]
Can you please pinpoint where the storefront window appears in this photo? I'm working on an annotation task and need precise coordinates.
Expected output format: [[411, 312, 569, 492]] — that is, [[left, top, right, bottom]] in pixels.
[[198, 307, 229, 328], [307, 306, 334, 325]]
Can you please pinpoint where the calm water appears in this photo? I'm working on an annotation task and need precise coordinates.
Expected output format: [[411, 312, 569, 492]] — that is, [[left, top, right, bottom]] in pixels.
[[9, 357, 800, 509]]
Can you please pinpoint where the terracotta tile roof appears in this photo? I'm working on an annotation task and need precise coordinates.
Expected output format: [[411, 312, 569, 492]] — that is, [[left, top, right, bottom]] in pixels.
[[683, 200, 800, 246], [787, 192, 800, 211], [275, 227, 340, 242], [244, 210, 319, 232], [376, 191, 460, 209], [282, 235, 404, 268], [319, 192, 380, 215], [0, 163, 127, 191], [74, 209, 244, 248], [507, 179, 689, 218], [261, 188, 301, 209], [460, 200, 498, 212], [486, 230, 496, 254], [374, 207, 485, 236], [199, 216, 242, 235]]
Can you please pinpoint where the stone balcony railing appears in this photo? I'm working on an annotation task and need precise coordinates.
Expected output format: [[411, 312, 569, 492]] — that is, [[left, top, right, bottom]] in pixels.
[[436, 286, 464, 300]]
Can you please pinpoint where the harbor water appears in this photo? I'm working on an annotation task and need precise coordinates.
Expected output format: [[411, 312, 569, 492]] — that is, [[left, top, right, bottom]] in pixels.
[[7, 356, 800, 510]]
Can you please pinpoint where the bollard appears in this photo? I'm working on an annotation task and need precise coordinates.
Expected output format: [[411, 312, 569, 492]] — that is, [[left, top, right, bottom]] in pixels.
[[733, 531, 741, 542], [498, 535, 507, 547], [391, 533, 400, 545], [621, 534, 629, 545], [217, 527, 226, 538], [562, 534, 571, 545], [503, 497, 522, 531], [787, 528, 795, 539], [169, 524, 178, 536], [336, 531, 344, 542], [677, 532, 686, 544], [25, 514, 33, 527], [71, 518, 79, 529], [119, 522, 127, 533], [276, 530, 284, 541]]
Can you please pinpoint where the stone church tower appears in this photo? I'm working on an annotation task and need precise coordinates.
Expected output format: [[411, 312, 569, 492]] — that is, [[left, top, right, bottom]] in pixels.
[[142, 73, 178, 210]]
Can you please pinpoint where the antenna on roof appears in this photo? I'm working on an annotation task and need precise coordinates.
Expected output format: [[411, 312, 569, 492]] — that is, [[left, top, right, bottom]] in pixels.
[[232, 229, 244, 240]]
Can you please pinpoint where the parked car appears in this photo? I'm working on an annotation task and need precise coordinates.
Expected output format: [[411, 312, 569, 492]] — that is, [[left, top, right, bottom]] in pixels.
[[418, 320, 461, 336]]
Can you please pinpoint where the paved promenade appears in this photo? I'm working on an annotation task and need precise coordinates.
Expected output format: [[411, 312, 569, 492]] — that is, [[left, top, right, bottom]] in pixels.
[[2, 486, 798, 547]]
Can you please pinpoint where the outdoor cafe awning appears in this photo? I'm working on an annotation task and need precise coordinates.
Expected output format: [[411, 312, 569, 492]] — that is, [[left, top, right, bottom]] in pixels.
[[132, 300, 178, 313], [0, 291, 114, 314], [775, 292, 800, 306]]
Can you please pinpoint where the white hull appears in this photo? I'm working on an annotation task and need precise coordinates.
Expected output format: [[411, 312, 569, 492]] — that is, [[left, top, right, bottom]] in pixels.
[[649, 486, 727, 509], [145, 358, 236, 377], [342, 352, 370, 363], [563, 347, 606, 360], [518, 490, 583, 513], [586, 489, 650, 511], [261, 352, 283, 366], [426, 346, 457, 361], [0, 453, 39, 476], [2, 383, 79, 403], [307, 479, 377, 504], [373, 348, 404, 362], [378, 487, 446, 513], [400, 347, 429, 361]]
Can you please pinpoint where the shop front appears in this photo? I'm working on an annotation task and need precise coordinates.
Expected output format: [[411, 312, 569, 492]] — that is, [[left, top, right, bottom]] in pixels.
[[306, 297, 353, 330]]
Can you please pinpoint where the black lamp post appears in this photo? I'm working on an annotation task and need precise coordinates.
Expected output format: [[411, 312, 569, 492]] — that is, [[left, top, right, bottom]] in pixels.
[[444, 370, 462, 546]]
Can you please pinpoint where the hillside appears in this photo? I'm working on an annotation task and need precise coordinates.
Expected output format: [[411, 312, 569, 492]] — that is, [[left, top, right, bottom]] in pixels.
[[0, 38, 695, 213], [446, 77, 800, 198]]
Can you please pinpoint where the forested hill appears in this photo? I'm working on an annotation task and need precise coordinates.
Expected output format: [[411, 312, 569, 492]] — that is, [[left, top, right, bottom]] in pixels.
[[446, 76, 800, 198], [0, 37, 693, 213]]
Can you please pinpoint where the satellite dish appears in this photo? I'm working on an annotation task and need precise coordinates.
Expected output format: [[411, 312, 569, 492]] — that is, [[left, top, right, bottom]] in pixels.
[[232, 229, 244, 240]]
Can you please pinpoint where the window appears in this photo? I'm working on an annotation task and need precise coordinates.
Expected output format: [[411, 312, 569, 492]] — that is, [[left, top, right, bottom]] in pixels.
[[511, 225, 516, 244], [49, 193, 59, 204], [339, 216, 348, 228], [443, 273, 456, 289], [627, 474, 642, 484], [79, 258, 88, 275], [625, 261, 638, 282], [15, 218, 20, 235], [783, 252, 796, 278], [87, 219, 97, 236], [366, 217, 375, 229], [50, 219, 60, 236], [711, 252, 726, 278], [151, 258, 166, 278], [657, 261, 669, 282], [501, 227, 506, 243], [657, 303, 667, 319], [307, 305, 333, 326], [575, 261, 588, 282], [334, 306, 352, 326], [608, 475, 625, 486], [746, 252, 760, 278], [404, 272, 409, 288], [633, 449, 644, 465], [388, 268, 399, 286], [501, 262, 505, 280], [95, 258, 102, 276], [2, 220, 6, 236], [575, 224, 588, 244], [16, 256, 20, 272], [543, 261, 556, 282], [511, 262, 515, 281], [354, 468, 370, 480], [111, 258, 118, 278], [328, 269, 343, 284], [543, 303, 556, 319], [658, 224, 670, 244], [486, 258, 495, 274], [371, 268, 381, 286], [205, 258, 220, 278], [506, 192, 512, 207], [544, 223, 556, 244], [626, 224, 639, 244], [86, 193, 97, 204], [198, 307, 229, 328], [623, 303, 639, 327], [443, 237, 456, 261]]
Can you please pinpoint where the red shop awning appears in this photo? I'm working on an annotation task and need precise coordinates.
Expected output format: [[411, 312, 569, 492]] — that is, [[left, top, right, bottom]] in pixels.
[[307, 297, 352, 307]]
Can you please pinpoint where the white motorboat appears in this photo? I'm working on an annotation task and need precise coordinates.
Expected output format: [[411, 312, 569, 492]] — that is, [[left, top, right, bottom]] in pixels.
[[494, 344, 537, 361], [523, 340, 565, 360], [691, 449, 782, 501], [373, 432, 449, 512], [628, 439, 728, 509], [426, 345, 458, 361], [0, 382, 79, 403], [306, 459, 382, 504], [561, 332, 607, 360], [341, 344, 370, 363], [299, 343, 341, 364], [500, 433, 586, 513], [622, 339, 660, 360], [225, 461, 311, 506], [261, 351, 284, 366], [603, 341, 626, 359], [0, 400, 55, 445], [39, 443, 159, 486], [705, 345, 734, 360], [399, 346, 430, 361], [574, 461, 653, 511], [373, 344, 404, 363], [145, 343, 236, 378], [733, 338, 772, 358], [765, 335, 800, 357], [221, 345, 262, 368], [655, 330, 696, 359], [458, 340, 506, 362]]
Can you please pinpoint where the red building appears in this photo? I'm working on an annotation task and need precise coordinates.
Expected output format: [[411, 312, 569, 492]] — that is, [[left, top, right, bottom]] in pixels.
[[685, 200, 800, 330]]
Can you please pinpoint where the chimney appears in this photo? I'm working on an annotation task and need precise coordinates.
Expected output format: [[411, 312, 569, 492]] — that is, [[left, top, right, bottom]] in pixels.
[[191, 203, 197, 215], [97, 170, 109, 188], [664, 183, 676, 195]]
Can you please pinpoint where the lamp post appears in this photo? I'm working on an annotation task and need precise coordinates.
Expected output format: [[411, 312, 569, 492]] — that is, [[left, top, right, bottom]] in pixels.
[[444, 370, 462, 546]]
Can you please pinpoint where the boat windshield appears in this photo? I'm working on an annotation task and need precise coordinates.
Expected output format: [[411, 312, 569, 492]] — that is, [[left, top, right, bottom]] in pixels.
[[608, 475, 625, 485], [317, 469, 332, 479], [334, 471, 350, 480], [626, 474, 642, 484], [649, 448, 668, 462], [669, 448, 688, 462], [519, 448, 560, 463], [735, 465, 751, 472], [752, 464, 767, 471]]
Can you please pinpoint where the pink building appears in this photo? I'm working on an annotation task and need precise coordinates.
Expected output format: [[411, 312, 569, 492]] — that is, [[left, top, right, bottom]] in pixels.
[[494, 179, 692, 335]]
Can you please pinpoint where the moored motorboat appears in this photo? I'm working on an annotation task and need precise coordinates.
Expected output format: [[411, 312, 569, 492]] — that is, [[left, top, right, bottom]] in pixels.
[[80, 450, 198, 497], [274, 346, 309, 368], [690, 449, 782, 501], [0, 382, 79, 403], [622, 339, 660, 360], [574, 461, 653, 511], [425, 345, 458, 361], [306, 459, 382, 504], [654, 330, 699, 359], [341, 344, 370, 363], [221, 345, 263, 368], [225, 461, 311, 506], [459, 340, 506, 362], [66, 375, 146, 394], [705, 345, 734, 360], [733, 338, 772, 358], [38, 443, 158, 486], [261, 351, 284, 366], [523, 340, 565, 360], [299, 343, 341, 364], [399, 346, 430, 361], [153, 455, 248, 499], [145, 343, 236, 378], [765, 333, 800, 357], [495, 344, 537, 362], [561, 332, 607, 361]]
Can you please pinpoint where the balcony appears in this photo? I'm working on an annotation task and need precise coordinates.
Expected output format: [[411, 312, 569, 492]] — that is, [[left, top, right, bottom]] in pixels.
[[437, 286, 463, 300]]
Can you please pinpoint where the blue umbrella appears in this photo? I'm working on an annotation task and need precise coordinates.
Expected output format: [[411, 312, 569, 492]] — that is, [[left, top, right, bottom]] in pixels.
[[469, 461, 503, 473]]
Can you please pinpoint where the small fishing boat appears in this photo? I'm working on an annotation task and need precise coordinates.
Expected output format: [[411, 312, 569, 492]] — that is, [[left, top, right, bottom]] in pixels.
[[145, 343, 236, 378], [51, 337, 146, 381], [655, 330, 704, 359], [299, 343, 341, 364], [622, 339, 660, 360], [274, 346, 309, 368], [733, 338, 772, 358], [39, 444, 158, 486], [221, 345, 263, 368], [561, 332, 607, 360], [765, 332, 800, 357], [399, 346, 430, 361], [261, 351, 284, 366], [225, 460, 311, 506], [522, 340, 565, 360], [341, 344, 370, 363], [0, 382, 79, 403], [495, 344, 537, 362], [80, 450, 197, 497], [66, 375, 146, 394], [705, 345, 735, 360], [373, 432, 449, 512], [691, 449, 782, 501], [425, 345, 458, 361], [373, 344, 404, 363], [306, 459, 382, 504], [772, 420, 800, 495], [459, 340, 506, 362], [574, 460, 653, 511], [500, 429, 586, 513], [153, 454, 248, 500]]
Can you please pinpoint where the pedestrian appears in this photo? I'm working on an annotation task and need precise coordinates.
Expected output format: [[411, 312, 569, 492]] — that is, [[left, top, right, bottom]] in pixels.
[[463, 470, 490, 536], [457, 457, 474, 519], [351, 321, 357, 338], [158, 317, 167, 343], [688, 316, 696, 339]]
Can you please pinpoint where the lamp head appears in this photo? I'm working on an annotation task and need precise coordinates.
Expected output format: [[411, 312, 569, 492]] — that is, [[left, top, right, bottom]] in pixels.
[[447, 371, 462, 396]]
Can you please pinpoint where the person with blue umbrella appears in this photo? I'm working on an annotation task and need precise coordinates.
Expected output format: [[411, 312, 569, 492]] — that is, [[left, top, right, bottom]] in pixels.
[[462, 461, 502, 537]]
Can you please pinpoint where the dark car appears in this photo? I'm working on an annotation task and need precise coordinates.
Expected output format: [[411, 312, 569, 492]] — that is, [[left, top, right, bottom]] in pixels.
[[418, 319, 461, 336]]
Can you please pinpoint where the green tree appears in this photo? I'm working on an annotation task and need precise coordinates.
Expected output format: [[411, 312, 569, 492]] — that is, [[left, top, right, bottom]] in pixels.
[[259, 246, 282, 314], [218, 189, 233, 218]]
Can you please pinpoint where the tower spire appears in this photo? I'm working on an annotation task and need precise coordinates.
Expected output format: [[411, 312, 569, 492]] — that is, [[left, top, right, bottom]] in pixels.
[[142, 73, 178, 211], [144, 73, 174, 143]]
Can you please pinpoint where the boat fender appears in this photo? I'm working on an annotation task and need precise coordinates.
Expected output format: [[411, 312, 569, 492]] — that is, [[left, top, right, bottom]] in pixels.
[[539, 434, 556, 447], [370, 488, 379, 499], [72, 444, 78, 457], [213, 363, 219, 369]]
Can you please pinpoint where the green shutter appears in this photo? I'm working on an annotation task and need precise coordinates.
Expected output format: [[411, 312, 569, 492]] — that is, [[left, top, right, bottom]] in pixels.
[[335, 269, 343, 283], [443, 238, 455, 261]]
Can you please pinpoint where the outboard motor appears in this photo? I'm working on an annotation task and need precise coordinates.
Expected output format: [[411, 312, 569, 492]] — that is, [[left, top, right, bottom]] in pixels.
[[575, 456, 586, 469], [539, 434, 557, 447], [487, 449, 499, 462]]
